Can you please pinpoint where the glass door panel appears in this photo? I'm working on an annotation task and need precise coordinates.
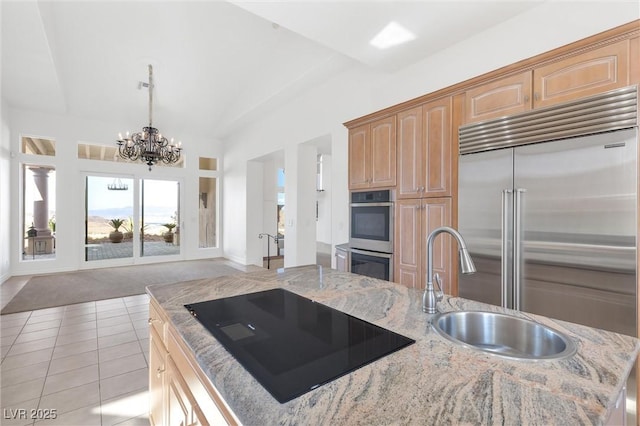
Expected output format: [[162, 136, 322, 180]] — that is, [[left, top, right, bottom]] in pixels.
[[85, 175, 134, 261], [141, 179, 180, 257]]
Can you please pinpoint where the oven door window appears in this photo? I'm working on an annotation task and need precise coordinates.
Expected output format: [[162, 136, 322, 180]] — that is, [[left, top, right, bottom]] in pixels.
[[351, 251, 391, 281], [351, 205, 390, 242]]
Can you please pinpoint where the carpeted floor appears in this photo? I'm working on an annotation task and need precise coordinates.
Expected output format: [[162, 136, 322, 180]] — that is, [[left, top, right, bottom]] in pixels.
[[1, 258, 260, 314]]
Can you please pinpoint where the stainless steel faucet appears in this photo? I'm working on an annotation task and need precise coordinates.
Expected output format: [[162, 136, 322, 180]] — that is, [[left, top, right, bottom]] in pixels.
[[422, 226, 476, 314]]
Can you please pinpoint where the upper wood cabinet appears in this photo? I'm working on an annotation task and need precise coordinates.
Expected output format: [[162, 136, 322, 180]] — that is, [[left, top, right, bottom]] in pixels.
[[349, 116, 396, 189], [465, 72, 532, 124], [464, 39, 633, 124], [397, 98, 452, 198], [533, 39, 631, 108], [394, 197, 452, 291], [631, 37, 639, 85]]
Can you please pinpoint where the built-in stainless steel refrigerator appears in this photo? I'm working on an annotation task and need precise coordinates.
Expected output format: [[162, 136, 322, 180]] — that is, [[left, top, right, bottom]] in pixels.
[[457, 86, 638, 337]]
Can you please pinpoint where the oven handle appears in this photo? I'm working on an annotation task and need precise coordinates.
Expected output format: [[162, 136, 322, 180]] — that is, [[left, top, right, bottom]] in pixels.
[[350, 248, 393, 259], [350, 202, 394, 208]]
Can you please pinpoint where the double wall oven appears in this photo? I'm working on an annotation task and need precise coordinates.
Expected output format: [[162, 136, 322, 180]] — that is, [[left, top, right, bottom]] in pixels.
[[349, 190, 393, 281]]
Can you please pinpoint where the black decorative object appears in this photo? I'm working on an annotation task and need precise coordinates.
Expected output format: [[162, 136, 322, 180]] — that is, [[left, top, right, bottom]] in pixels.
[[117, 65, 182, 171]]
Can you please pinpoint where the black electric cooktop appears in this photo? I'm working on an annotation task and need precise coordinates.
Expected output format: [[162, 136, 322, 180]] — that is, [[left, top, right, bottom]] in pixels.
[[185, 288, 414, 403]]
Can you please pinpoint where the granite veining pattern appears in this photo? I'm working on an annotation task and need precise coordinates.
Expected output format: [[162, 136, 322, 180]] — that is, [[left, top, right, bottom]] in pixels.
[[147, 265, 639, 425]]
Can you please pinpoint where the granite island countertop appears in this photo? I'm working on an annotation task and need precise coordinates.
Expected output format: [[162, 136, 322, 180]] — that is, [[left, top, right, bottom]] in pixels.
[[147, 265, 640, 425]]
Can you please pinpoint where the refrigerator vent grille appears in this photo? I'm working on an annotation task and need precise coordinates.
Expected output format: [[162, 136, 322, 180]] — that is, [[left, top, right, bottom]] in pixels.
[[459, 86, 638, 155]]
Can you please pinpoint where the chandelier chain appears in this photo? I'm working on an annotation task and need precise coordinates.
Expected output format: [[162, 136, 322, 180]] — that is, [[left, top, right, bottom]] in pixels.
[[116, 64, 182, 171]]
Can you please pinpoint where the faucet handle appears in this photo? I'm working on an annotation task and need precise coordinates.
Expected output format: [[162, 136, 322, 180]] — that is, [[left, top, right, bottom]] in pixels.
[[433, 273, 444, 302]]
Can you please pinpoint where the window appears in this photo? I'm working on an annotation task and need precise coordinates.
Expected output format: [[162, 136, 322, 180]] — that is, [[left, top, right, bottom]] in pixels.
[[77, 142, 184, 168], [84, 175, 181, 262], [22, 165, 56, 260], [22, 137, 55, 156], [199, 157, 217, 171], [199, 177, 217, 248]]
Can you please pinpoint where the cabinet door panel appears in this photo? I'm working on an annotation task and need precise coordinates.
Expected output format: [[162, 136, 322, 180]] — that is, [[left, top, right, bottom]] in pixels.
[[533, 40, 629, 108], [394, 199, 422, 289], [397, 107, 423, 199], [465, 72, 532, 123], [424, 98, 452, 197], [423, 198, 452, 294], [149, 327, 166, 426], [370, 116, 396, 188], [349, 124, 370, 189]]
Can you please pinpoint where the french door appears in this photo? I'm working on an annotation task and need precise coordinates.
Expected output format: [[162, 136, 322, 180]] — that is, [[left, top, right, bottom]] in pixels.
[[84, 174, 181, 263]]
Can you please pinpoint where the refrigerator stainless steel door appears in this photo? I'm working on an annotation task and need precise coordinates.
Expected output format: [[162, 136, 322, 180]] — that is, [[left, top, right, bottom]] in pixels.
[[458, 149, 513, 307], [514, 128, 637, 336]]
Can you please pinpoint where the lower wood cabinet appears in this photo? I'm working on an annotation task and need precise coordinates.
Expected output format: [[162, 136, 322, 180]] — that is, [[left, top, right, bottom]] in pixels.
[[394, 198, 452, 291], [149, 299, 237, 426]]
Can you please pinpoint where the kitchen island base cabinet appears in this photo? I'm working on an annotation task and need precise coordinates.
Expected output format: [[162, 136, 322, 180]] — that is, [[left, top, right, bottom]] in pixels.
[[149, 299, 237, 426]]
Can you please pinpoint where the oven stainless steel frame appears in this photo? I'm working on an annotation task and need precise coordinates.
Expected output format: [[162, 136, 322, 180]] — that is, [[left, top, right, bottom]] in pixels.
[[350, 248, 393, 282], [350, 190, 394, 253]]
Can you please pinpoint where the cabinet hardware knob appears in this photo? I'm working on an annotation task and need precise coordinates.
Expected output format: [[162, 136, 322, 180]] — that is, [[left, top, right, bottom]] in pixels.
[[534, 93, 540, 101], [524, 95, 530, 102], [156, 367, 165, 378]]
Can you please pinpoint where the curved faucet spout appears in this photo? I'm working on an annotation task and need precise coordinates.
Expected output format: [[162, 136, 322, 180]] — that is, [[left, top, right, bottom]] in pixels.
[[423, 226, 476, 314]]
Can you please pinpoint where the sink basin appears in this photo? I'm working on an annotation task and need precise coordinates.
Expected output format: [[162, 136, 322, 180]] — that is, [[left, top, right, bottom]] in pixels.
[[432, 311, 577, 360]]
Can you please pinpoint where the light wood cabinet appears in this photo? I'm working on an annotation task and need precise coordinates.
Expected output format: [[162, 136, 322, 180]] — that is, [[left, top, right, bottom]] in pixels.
[[166, 355, 209, 426], [149, 299, 236, 426], [465, 40, 633, 124], [397, 98, 453, 199], [149, 326, 167, 426], [464, 72, 532, 124], [533, 40, 630, 108], [631, 37, 639, 85], [394, 198, 452, 291], [349, 116, 396, 189]]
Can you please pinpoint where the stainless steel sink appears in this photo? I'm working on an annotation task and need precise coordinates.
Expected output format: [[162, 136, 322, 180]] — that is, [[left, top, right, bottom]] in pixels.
[[432, 311, 577, 360]]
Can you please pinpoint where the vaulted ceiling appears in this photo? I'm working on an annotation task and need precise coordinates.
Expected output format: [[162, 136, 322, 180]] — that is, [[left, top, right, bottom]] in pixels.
[[1, 0, 543, 140]]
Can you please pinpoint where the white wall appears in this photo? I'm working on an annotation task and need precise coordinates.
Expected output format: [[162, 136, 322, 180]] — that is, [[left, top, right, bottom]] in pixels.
[[6, 108, 224, 276], [316, 154, 332, 245], [222, 3, 639, 266], [1, 98, 11, 282]]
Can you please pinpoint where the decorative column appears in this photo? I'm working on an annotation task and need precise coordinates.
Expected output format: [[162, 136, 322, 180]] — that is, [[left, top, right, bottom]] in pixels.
[[27, 166, 55, 255]]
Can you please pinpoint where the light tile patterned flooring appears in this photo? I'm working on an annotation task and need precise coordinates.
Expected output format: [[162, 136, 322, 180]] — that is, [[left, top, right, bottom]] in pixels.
[[1, 294, 151, 425]]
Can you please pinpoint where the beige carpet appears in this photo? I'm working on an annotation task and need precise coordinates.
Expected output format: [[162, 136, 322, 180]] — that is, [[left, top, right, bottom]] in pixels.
[[1, 259, 259, 314]]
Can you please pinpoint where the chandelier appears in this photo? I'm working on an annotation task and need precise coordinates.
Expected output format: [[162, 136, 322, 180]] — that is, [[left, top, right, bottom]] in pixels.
[[117, 65, 182, 171]]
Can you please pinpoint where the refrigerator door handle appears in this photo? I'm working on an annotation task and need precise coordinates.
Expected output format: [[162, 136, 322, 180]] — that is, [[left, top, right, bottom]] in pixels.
[[501, 189, 512, 308], [513, 188, 526, 311]]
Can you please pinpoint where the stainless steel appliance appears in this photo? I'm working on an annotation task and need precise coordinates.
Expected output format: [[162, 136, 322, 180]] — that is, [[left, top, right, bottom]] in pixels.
[[184, 289, 414, 403], [350, 248, 392, 281], [458, 86, 638, 336], [349, 190, 394, 281], [350, 190, 393, 253]]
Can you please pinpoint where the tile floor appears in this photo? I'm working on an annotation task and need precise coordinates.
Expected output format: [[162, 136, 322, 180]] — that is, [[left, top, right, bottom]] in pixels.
[[1, 294, 151, 425]]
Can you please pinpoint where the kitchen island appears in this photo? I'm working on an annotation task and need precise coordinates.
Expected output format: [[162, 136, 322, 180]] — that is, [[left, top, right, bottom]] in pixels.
[[146, 265, 639, 425]]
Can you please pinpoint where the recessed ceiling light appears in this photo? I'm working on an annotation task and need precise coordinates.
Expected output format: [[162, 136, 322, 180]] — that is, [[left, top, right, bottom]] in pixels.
[[370, 21, 416, 50]]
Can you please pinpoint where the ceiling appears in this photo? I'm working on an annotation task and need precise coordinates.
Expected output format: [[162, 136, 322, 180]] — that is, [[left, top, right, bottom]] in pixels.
[[1, 1, 543, 141]]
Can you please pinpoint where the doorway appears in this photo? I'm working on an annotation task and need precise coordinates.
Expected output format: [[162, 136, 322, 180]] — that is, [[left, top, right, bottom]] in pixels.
[[84, 175, 181, 263]]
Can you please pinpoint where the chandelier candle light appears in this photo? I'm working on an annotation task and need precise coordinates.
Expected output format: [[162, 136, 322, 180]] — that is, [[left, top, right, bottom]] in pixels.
[[117, 65, 182, 171]]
